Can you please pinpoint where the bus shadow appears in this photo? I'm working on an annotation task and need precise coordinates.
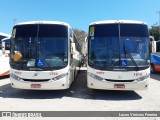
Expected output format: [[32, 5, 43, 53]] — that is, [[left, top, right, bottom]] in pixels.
[[150, 73, 160, 81], [65, 71, 142, 100], [0, 75, 10, 80], [0, 71, 142, 100], [90, 90, 142, 101], [66, 86, 142, 101], [0, 83, 67, 99]]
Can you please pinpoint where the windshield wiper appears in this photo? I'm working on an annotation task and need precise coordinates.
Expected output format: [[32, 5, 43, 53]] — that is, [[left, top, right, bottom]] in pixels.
[[110, 49, 117, 66], [34, 25, 53, 70], [89, 59, 94, 65], [124, 48, 139, 71]]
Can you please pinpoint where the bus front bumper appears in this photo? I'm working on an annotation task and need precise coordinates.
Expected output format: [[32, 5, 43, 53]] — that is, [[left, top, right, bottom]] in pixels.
[[87, 76, 149, 90], [10, 77, 70, 90]]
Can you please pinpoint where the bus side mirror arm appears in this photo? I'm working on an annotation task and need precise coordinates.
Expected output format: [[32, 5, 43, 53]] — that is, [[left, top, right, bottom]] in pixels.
[[2, 42, 5, 55], [70, 37, 74, 43], [71, 43, 76, 55]]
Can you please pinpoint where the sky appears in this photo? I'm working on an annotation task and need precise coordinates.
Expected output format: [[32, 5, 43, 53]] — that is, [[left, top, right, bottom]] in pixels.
[[0, 0, 160, 35]]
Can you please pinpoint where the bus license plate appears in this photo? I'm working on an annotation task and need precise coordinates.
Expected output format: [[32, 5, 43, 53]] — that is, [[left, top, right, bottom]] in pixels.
[[114, 84, 125, 88], [31, 84, 41, 88]]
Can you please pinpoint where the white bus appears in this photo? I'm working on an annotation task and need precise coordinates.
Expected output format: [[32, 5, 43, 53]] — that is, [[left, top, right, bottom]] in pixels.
[[87, 20, 150, 90], [10, 21, 82, 90], [0, 37, 11, 76], [82, 37, 87, 57], [0, 32, 10, 41]]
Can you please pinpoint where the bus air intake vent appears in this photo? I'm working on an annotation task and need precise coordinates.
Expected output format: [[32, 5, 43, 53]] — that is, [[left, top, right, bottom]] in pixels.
[[22, 79, 50, 82], [105, 79, 135, 82]]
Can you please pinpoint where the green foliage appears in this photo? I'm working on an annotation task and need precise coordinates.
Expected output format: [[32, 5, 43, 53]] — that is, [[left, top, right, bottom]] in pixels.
[[149, 25, 160, 41], [73, 28, 87, 46]]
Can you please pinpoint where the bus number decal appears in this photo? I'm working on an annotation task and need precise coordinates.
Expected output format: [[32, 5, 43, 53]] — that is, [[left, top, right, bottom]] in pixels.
[[14, 71, 21, 75], [49, 72, 58, 75], [134, 73, 142, 76], [96, 72, 105, 74]]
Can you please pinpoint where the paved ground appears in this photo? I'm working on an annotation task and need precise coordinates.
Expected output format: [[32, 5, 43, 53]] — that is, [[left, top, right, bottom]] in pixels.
[[0, 70, 160, 120]]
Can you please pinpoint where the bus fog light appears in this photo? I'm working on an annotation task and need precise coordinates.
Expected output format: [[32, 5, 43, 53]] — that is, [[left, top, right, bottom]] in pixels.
[[135, 74, 149, 82], [88, 72, 103, 80], [52, 73, 68, 81]]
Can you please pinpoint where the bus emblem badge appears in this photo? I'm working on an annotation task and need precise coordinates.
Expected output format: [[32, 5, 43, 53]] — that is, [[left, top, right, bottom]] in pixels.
[[118, 75, 122, 79], [33, 73, 39, 77]]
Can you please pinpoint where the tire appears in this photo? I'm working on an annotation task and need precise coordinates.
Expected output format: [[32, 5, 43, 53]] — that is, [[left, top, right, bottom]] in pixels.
[[151, 64, 156, 74]]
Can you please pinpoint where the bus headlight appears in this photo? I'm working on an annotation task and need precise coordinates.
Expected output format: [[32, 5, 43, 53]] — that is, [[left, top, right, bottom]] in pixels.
[[135, 74, 150, 82], [52, 73, 68, 81], [10, 73, 21, 81], [88, 72, 103, 80]]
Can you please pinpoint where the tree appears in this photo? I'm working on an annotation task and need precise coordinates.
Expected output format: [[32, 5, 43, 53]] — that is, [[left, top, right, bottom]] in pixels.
[[149, 25, 160, 41], [73, 28, 87, 46]]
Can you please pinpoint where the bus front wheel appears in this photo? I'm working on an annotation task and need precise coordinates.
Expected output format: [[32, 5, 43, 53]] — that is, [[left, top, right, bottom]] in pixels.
[[151, 64, 156, 73]]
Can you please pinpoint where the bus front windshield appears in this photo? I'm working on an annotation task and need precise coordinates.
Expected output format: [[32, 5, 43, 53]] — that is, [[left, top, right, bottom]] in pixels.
[[10, 24, 68, 70], [88, 24, 150, 70]]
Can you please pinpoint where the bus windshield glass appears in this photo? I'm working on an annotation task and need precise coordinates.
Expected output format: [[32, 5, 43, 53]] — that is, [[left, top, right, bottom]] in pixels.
[[10, 24, 68, 70], [88, 24, 150, 70]]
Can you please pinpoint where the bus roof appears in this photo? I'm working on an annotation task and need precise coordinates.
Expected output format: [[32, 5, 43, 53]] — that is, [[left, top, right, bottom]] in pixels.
[[1, 37, 11, 42], [0, 32, 11, 38], [15, 21, 72, 28], [90, 20, 147, 25]]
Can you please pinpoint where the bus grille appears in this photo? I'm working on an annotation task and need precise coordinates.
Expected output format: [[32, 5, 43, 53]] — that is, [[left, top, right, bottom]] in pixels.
[[105, 79, 135, 82], [22, 79, 50, 82]]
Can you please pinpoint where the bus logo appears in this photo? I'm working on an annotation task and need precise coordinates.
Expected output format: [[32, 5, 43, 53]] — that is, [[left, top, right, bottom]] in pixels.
[[33, 73, 39, 77]]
